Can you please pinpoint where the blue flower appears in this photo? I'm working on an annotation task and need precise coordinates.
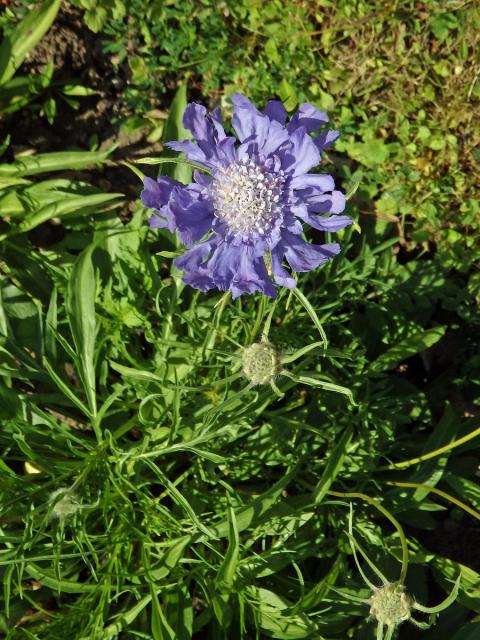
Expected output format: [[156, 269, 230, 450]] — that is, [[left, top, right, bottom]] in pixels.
[[142, 94, 351, 298]]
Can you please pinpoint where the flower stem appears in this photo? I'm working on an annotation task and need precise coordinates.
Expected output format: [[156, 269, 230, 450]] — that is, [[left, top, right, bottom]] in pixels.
[[384, 480, 480, 521], [327, 490, 409, 584], [378, 425, 480, 471]]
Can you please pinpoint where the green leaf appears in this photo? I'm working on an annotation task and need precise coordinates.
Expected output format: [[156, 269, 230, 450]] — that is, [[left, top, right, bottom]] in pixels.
[[370, 326, 446, 373], [346, 139, 390, 168], [431, 556, 480, 613], [278, 79, 298, 111], [312, 425, 353, 504], [410, 404, 460, 501], [83, 6, 108, 33], [66, 245, 97, 419], [42, 96, 56, 124], [0, 0, 61, 85], [161, 82, 191, 183], [129, 55, 149, 84], [216, 499, 240, 589], [291, 288, 328, 348], [25, 562, 102, 593], [3, 192, 123, 239], [163, 585, 193, 640], [45, 287, 58, 362], [443, 472, 480, 506], [211, 467, 297, 538], [290, 555, 344, 614], [451, 622, 480, 640], [265, 38, 280, 64], [43, 357, 91, 417], [0, 148, 115, 177], [246, 587, 318, 639], [150, 536, 190, 581], [150, 586, 176, 640], [61, 84, 98, 96]]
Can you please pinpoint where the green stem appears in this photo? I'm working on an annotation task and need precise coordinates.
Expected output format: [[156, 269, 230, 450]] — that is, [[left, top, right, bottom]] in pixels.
[[327, 490, 409, 584], [384, 480, 480, 521], [379, 425, 480, 471], [250, 295, 266, 341]]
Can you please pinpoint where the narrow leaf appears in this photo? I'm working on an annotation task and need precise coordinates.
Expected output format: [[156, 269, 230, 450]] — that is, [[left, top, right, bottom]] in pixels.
[[312, 425, 353, 504], [0, 0, 61, 85], [66, 246, 97, 418], [216, 499, 240, 589]]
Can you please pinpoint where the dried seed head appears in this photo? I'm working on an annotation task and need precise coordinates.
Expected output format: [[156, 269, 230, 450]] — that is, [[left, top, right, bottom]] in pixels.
[[49, 488, 79, 520], [242, 341, 280, 385], [369, 583, 413, 627]]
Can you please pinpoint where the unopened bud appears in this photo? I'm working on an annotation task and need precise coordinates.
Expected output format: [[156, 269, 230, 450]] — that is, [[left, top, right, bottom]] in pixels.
[[242, 341, 279, 385], [369, 583, 412, 626]]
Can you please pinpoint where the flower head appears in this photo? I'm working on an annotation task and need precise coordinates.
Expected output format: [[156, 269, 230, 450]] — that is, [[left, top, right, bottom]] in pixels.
[[242, 341, 280, 386], [369, 583, 413, 627], [142, 94, 351, 298]]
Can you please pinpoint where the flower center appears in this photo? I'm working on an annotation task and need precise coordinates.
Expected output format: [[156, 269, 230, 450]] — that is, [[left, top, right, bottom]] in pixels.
[[210, 160, 285, 235]]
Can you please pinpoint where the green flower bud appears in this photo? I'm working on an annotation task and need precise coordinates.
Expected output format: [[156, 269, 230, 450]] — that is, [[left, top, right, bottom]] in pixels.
[[369, 583, 413, 627], [242, 341, 280, 386]]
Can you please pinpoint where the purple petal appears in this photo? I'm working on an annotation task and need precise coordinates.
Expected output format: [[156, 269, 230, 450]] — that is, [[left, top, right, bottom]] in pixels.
[[281, 127, 321, 176], [174, 237, 215, 270], [182, 270, 214, 293], [231, 93, 289, 156], [314, 129, 340, 151], [271, 250, 297, 288], [183, 103, 212, 144], [141, 176, 179, 210], [171, 103, 235, 169], [291, 173, 335, 193], [261, 120, 290, 156], [168, 190, 214, 247], [193, 170, 212, 187], [305, 190, 346, 214], [312, 215, 352, 231], [288, 103, 329, 133], [230, 245, 277, 299], [231, 93, 267, 143], [280, 230, 341, 272], [206, 240, 240, 290], [167, 140, 210, 167], [148, 212, 169, 229], [265, 100, 288, 125], [211, 107, 227, 141], [293, 205, 352, 232], [216, 137, 237, 166]]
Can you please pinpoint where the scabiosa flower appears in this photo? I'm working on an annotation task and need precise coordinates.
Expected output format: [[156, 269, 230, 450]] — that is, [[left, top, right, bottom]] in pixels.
[[142, 94, 351, 298]]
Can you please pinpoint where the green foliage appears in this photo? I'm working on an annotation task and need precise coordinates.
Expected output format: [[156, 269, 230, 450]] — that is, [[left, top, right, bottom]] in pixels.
[[0, 2, 479, 639], [1, 172, 478, 638], [0, 1, 97, 123], [72, 0, 480, 271]]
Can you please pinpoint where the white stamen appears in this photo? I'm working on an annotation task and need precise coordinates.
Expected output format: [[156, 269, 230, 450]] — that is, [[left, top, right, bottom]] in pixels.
[[209, 161, 285, 235]]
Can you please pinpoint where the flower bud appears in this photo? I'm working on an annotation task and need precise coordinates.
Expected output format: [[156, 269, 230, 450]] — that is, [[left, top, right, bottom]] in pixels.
[[369, 583, 412, 626], [242, 341, 279, 385]]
